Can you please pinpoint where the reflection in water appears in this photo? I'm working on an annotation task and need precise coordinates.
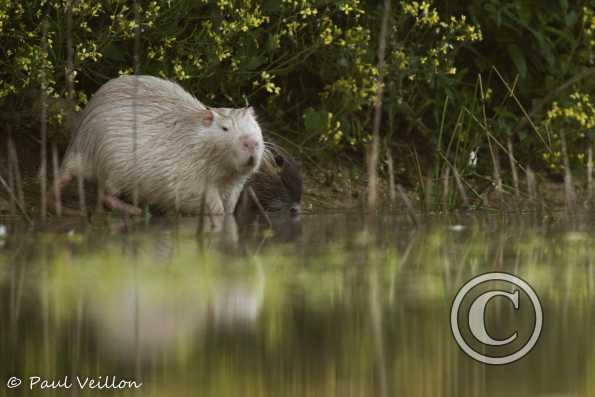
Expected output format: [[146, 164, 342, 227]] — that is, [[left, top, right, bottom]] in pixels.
[[0, 213, 594, 396]]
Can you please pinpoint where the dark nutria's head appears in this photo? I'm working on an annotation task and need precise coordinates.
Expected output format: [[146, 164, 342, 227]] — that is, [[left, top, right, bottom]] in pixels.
[[239, 144, 303, 215]]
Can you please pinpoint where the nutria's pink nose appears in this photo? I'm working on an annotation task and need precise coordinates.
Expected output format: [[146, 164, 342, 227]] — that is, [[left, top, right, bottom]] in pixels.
[[240, 135, 259, 152]]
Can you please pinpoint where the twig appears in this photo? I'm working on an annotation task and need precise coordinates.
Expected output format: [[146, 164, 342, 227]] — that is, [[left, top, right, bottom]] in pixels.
[[77, 171, 87, 218], [0, 174, 32, 224], [385, 148, 396, 203], [51, 144, 62, 216], [442, 167, 450, 212], [589, 148, 593, 207], [248, 186, 272, 229], [526, 167, 537, 210], [493, 67, 549, 149], [7, 144, 16, 216], [8, 137, 25, 210], [507, 137, 520, 199], [366, 0, 391, 211], [424, 176, 433, 213], [396, 184, 418, 224], [560, 131, 577, 211], [39, 14, 49, 220], [453, 168, 469, 208]]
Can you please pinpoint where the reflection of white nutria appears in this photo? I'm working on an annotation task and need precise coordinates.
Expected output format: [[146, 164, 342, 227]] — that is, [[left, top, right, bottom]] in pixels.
[[87, 268, 265, 362], [56, 75, 264, 215]]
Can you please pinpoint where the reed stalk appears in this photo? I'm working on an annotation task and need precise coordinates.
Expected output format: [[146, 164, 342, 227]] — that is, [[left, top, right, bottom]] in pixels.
[[366, 0, 391, 211], [453, 168, 469, 208], [397, 184, 418, 224], [442, 167, 450, 212], [507, 137, 520, 199], [386, 148, 396, 203], [51, 144, 62, 216], [560, 131, 577, 211], [8, 137, 24, 210], [588, 148, 593, 207], [39, 15, 49, 220]]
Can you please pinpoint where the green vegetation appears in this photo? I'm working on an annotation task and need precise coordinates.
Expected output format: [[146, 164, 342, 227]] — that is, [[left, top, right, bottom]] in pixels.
[[1, 0, 594, 207]]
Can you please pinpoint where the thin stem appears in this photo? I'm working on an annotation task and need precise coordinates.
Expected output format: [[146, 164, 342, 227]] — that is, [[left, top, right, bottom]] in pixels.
[[367, 0, 391, 211]]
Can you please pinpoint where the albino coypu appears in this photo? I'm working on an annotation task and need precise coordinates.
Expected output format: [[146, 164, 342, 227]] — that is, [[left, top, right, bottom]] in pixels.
[[55, 75, 264, 215], [237, 144, 303, 215]]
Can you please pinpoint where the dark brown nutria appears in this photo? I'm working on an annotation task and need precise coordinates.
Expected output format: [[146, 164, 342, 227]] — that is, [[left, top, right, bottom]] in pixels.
[[53, 75, 264, 215], [236, 143, 303, 215]]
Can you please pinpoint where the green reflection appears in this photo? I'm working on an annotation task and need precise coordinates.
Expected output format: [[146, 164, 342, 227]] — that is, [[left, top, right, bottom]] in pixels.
[[0, 214, 593, 396]]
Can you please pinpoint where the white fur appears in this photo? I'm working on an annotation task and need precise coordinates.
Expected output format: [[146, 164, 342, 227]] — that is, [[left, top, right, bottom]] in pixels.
[[62, 75, 264, 214]]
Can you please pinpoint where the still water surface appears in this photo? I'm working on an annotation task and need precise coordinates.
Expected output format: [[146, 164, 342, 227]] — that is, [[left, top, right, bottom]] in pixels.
[[0, 212, 594, 396]]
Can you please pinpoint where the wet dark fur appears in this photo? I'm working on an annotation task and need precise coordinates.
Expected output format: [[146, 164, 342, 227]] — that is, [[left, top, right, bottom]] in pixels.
[[236, 144, 303, 215]]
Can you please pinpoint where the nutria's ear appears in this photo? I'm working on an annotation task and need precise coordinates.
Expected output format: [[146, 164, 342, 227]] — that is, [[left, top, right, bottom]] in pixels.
[[245, 106, 256, 117], [201, 110, 214, 127]]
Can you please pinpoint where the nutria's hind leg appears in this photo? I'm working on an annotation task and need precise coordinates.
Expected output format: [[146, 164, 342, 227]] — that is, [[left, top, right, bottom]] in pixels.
[[103, 194, 143, 216]]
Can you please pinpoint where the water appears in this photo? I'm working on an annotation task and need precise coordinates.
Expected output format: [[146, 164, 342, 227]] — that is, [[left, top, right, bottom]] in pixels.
[[0, 212, 593, 396]]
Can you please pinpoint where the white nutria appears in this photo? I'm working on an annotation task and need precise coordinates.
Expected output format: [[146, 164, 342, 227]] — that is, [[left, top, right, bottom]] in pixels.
[[56, 75, 264, 215]]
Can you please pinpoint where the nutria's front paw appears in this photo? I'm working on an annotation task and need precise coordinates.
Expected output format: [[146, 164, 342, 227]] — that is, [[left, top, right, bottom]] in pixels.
[[205, 192, 225, 215]]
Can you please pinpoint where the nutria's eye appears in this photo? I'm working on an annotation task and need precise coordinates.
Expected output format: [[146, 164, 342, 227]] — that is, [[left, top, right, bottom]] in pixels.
[[222, 126, 229, 132]]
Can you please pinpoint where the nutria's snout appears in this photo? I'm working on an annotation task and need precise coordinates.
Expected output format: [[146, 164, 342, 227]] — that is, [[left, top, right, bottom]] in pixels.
[[239, 134, 262, 169], [240, 135, 260, 153]]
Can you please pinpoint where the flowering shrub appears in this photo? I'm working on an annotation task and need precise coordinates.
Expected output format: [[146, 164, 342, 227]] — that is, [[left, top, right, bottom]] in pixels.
[[544, 92, 595, 171], [537, 5, 595, 172], [0, 0, 482, 156]]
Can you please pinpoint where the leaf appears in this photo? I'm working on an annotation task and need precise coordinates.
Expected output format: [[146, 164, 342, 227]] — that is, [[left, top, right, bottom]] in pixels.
[[565, 10, 578, 28], [244, 56, 266, 71], [559, 0, 568, 13], [303, 108, 328, 135], [506, 44, 528, 79]]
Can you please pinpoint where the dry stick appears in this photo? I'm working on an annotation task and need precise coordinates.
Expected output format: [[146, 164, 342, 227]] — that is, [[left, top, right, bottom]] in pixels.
[[560, 131, 577, 211], [452, 168, 470, 208], [507, 137, 520, 199], [132, 0, 142, 211], [437, 152, 483, 202], [197, 189, 206, 236], [65, 0, 75, 118], [0, 174, 32, 224], [424, 176, 433, 213], [385, 148, 396, 203], [7, 145, 16, 216], [77, 171, 87, 218], [442, 167, 450, 212], [396, 184, 418, 224], [493, 67, 549, 149], [487, 136, 503, 205], [51, 144, 62, 216], [366, 0, 391, 211], [410, 145, 425, 199], [40, 15, 49, 220], [526, 167, 537, 210], [478, 74, 503, 207], [589, 148, 594, 208], [248, 186, 272, 229], [8, 137, 24, 210]]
